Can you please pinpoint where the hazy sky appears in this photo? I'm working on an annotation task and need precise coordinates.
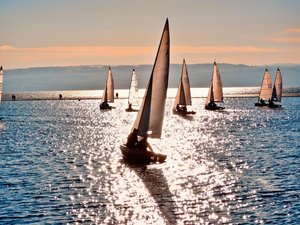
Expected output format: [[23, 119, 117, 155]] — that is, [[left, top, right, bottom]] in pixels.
[[1, 0, 299, 68]]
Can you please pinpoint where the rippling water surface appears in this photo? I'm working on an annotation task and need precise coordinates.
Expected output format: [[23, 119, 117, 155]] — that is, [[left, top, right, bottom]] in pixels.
[[0, 97, 299, 224]]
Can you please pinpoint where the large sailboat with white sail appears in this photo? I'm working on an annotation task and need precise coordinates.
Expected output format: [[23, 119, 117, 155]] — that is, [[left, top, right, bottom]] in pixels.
[[120, 19, 170, 163], [255, 68, 273, 107], [205, 61, 225, 110], [125, 68, 139, 112], [269, 68, 283, 108], [173, 59, 195, 115], [100, 66, 114, 110]]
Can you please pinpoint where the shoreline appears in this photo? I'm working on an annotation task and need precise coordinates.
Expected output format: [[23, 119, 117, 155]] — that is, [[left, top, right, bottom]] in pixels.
[[2, 87, 299, 101], [2, 93, 299, 101]]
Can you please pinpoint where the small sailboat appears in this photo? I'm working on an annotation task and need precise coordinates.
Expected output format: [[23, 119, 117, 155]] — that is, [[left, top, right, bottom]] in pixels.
[[255, 68, 273, 107], [120, 19, 170, 163], [0, 66, 3, 104], [205, 61, 225, 110], [173, 59, 195, 115], [125, 68, 139, 112], [100, 66, 114, 110], [269, 68, 283, 108]]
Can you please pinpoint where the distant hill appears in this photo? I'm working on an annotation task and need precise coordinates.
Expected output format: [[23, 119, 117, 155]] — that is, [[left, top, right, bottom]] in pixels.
[[2, 64, 300, 92]]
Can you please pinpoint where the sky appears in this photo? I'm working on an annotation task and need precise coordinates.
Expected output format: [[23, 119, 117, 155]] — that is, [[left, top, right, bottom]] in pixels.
[[0, 0, 300, 69]]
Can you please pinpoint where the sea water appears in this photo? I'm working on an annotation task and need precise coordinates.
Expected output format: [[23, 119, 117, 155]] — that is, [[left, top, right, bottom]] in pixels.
[[2, 87, 300, 101], [0, 94, 299, 224]]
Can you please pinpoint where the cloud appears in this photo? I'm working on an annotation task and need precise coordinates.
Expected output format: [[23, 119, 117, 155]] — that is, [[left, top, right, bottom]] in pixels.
[[267, 37, 300, 43], [282, 28, 300, 34], [173, 45, 281, 53], [0, 45, 157, 68], [0, 44, 281, 56], [0, 44, 295, 68], [0, 45, 155, 55], [0, 45, 17, 51]]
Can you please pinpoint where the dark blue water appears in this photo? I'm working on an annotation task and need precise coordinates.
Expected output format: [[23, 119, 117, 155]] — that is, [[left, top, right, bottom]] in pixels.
[[0, 97, 299, 224]]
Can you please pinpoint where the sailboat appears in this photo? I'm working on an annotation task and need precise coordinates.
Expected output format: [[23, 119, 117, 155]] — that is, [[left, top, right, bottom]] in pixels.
[[0, 66, 3, 104], [100, 66, 114, 110], [173, 59, 195, 115], [120, 19, 170, 163], [125, 68, 139, 112], [205, 61, 225, 110], [255, 68, 273, 107], [269, 68, 283, 108]]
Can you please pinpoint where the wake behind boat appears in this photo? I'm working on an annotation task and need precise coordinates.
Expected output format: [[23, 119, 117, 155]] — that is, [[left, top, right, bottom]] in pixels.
[[120, 19, 170, 164], [205, 61, 225, 110], [100, 66, 115, 110], [173, 59, 196, 115]]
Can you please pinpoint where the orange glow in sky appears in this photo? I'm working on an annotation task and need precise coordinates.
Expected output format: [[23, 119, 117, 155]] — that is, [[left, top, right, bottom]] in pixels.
[[0, 1, 299, 68]]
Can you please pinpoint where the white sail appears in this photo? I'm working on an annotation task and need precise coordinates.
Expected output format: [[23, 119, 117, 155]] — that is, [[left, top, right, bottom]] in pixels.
[[102, 66, 114, 103], [0, 66, 3, 103], [272, 68, 283, 102], [259, 68, 273, 101], [205, 61, 223, 104], [212, 61, 223, 102], [128, 68, 139, 107], [174, 59, 192, 108], [132, 19, 170, 139]]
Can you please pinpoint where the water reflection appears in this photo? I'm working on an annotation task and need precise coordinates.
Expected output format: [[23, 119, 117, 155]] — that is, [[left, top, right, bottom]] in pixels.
[[125, 163, 178, 224], [0, 97, 299, 224]]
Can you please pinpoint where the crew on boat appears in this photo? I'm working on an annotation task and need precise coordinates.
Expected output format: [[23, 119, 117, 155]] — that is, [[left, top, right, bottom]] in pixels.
[[101, 101, 109, 108], [208, 101, 217, 108], [126, 128, 153, 151], [268, 98, 275, 107], [126, 128, 138, 148], [260, 99, 266, 105], [175, 104, 187, 112], [128, 103, 133, 110]]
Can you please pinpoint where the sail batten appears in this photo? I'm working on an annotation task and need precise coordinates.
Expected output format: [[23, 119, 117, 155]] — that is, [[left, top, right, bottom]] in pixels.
[[132, 19, 170, 139]]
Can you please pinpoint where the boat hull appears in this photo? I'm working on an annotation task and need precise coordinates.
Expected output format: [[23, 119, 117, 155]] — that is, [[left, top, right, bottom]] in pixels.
[[254, 102, 268, 107], [268, 104, 281, 108], [100, 104, 113, 110], [173, 109, 196, 115], [125, 108, 139, 112], [205, 105, 225, 110], [120, 144, 167, 163]]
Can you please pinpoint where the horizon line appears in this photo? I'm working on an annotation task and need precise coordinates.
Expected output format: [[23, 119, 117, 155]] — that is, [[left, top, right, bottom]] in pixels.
[[3, 62, 300, 70]]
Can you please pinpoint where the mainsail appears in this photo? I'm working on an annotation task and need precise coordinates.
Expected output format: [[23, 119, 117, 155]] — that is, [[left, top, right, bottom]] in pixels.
[[102, 66, 114, 103], [173, 59, 192, 108], [128, 68, 139, 107], [132, 19, 170, 139], [205, 61, 223, 105], [259, 68, 273, 101], [0, 66, 3, 103], [271, 68, 283, 102]]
